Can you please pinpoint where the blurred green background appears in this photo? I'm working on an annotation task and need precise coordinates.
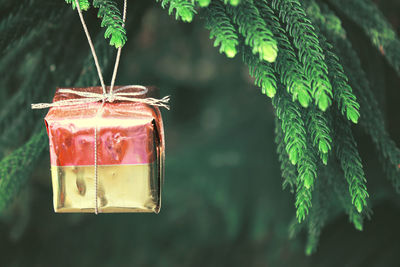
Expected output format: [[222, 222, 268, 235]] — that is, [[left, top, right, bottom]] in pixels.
[[1, 0, 400, 266]]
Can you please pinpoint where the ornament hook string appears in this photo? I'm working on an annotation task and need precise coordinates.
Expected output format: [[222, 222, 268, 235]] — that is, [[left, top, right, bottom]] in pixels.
[[74, 0, 127, 96], [109, 0, 128, 96], [74, 0, 106, 95]]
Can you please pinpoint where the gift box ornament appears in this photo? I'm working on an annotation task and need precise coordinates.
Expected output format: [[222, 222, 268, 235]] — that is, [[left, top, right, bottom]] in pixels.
[[31, 0, 170, 213], [39, 85, 168, 213]]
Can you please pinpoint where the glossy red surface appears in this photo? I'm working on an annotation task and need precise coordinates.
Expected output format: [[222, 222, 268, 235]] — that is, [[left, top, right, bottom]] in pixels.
[[44, 86, 164, 166]]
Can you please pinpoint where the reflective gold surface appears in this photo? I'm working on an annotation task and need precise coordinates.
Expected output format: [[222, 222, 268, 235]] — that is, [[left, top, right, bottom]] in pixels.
[[51, 164, 160, 213]]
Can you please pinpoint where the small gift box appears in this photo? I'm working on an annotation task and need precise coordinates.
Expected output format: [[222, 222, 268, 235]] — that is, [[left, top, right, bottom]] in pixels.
[[43, 86, 165, 213]]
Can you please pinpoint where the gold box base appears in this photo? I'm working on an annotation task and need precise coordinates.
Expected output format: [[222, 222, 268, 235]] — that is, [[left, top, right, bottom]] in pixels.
[[51, 164, 160, 213]]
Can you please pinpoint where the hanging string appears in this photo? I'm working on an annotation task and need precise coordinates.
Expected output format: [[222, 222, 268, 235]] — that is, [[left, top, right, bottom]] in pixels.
[[109, 0, 128, 95], [73, 0, 127, 214], [74, 0, 107, 94], [94, 111, 99, 215], [74, 0, 128, 95]]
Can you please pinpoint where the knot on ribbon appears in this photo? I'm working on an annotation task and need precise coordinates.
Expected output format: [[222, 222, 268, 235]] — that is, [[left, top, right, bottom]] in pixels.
[[104, 93, 117, 103]]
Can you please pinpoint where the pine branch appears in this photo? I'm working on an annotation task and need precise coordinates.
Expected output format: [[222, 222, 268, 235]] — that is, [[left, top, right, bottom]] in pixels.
[[241, 44, 277, 98], [196, 0, 211, 8], [274, 117, 297, 192], [288, 215, 305, 239], [322, 39, 360, 124], [299, 3, 360, 124], [0, 64, 49, 155], [273, 88, 317, 222], [65, 0, 90, 11], [273, 89, 307, 166], [203, 1, 239, 58], [93, 0, 127, 48], [271, 0, 333, 111], [305, 178, 328, 255], [333, 113, 369, 213], [309, 2, 400, 193], [323, 162, 370, 231], [295, 180, 313, 223], [226, 0, 278, 63], [157, 0, 197, 23], [255, 1, 312, 107], [0, 130, 47, 212], [305, 106, 332, 165], [303, 0, 374, 229], [0, 53, 48, 138], [223, 0, 241, 6], [327, 0, 400, 76], [0, 0, 64, 58]]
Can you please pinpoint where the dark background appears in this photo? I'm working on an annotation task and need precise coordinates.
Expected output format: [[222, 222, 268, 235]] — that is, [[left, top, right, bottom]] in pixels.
[[1, 0, 400, 266]]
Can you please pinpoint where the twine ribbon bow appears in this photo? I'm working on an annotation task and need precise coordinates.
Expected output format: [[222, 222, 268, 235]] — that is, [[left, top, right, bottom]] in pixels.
[[31, 85, 170, 110]]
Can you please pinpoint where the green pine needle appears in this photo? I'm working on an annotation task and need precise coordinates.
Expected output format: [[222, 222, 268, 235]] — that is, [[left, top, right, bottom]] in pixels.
[[204, 1, 239, 58], [318, 32, 361, 124], [327, 0, 400, 76], [275, 117, 298, 192], [295, 183, 312, 222], [255, 1, 312, 107], [327, 46, 361, 124], [305, 106, 332, 165], [242, 44, 277, 98], [196, 0, 211, 8], [93, 0, 127, 48], [271, 0, 333, 111], [227, 0, 278, 63], [334, 115, 369, 213], [65, 0, 90, 11], [158, 0, 197, 23], [0, 130, 47, 212], [304, 181, 328, 255], [273, 90, 308, 166], [309, 0, 400, 194], [224, 0, 241, 6]]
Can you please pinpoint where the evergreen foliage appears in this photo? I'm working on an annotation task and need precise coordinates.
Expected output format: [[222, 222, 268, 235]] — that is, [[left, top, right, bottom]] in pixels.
[[295, 145, 317, 221], [322, 40, 360, 124], [157, 0, 197, 23], [305, 106, 332, 165], [333, 113, 368, 213], [274, 117, 297, 192], [1, 0, 400, 257], [255, 1, 312, 108], [65, 0, 90, 11], [65, 0, 127, 48], [196, 0, 211, 8], [273, 89, 307, 167], [327, 0, 400, 76], [226, 0, 278, 63], [223, 0, 241, 6], [242, 45, 277, 98], [204, 1, 239, 58], [304, 0, 400, 194], [93, 0, 127, 48], [0, 130, 47, 212], [271, 0, 333, 111], [304, 179, 328, 255], [273, 88, 317, 222], [167, 0, 397, 248]]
